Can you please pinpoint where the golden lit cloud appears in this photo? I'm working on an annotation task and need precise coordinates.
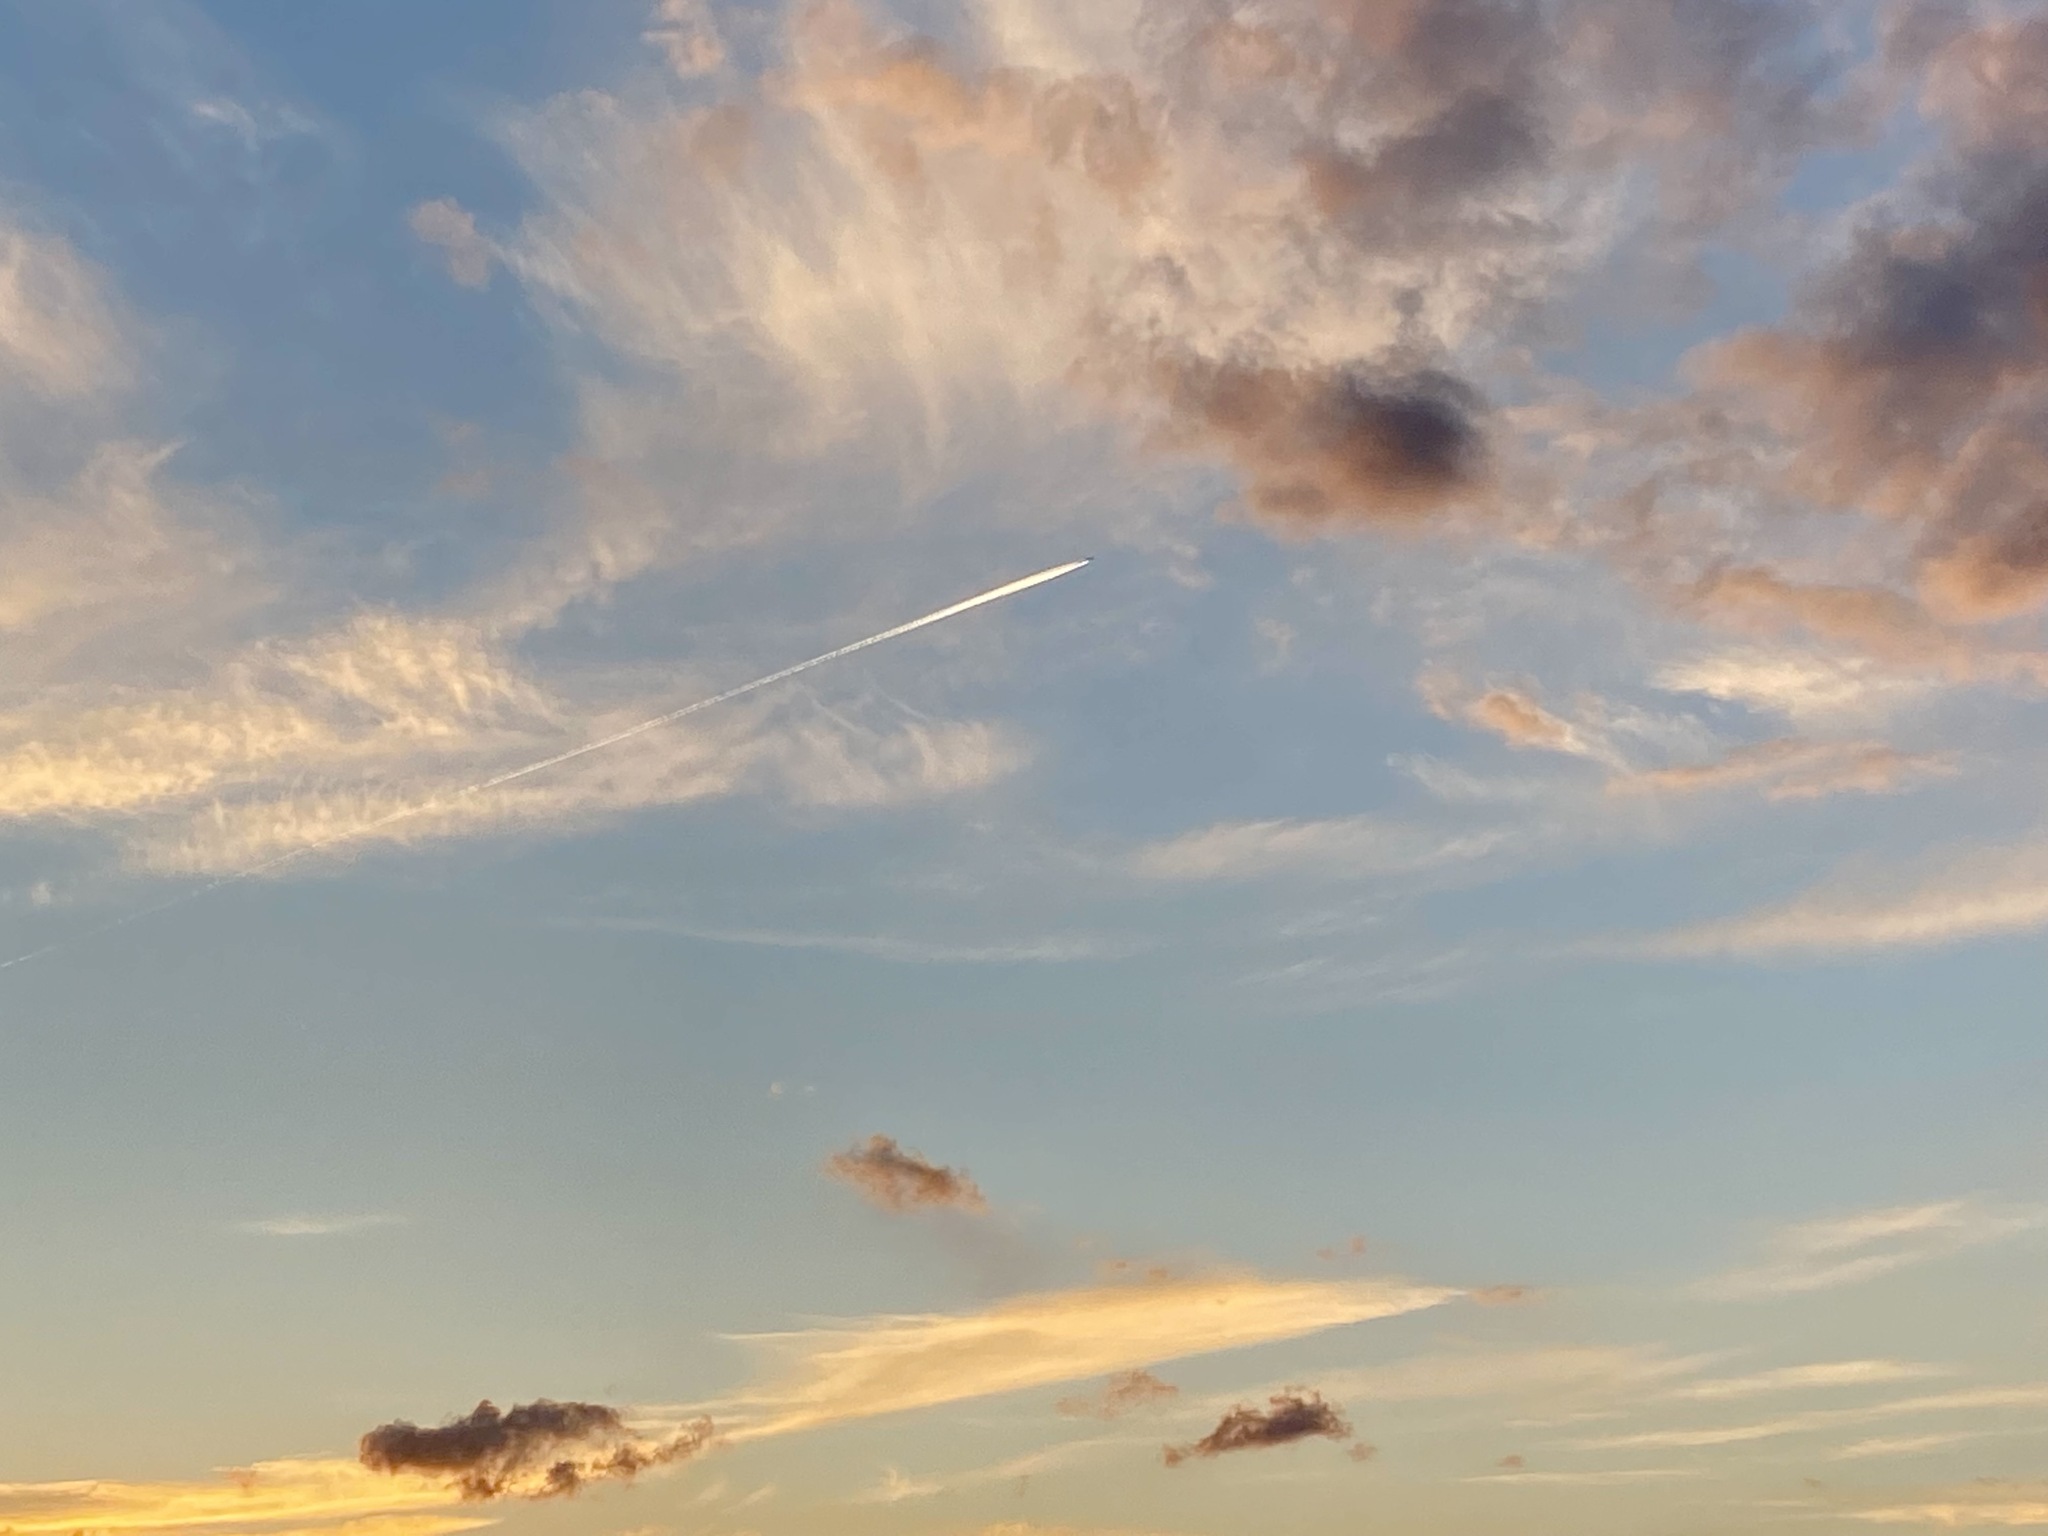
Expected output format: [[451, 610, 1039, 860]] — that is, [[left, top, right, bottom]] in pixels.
[[728, 1274, 1459, 1437], [0, 1459, 480, 1536]]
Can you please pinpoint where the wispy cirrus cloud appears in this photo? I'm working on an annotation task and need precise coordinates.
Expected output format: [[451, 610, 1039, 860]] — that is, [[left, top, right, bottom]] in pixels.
[[1582, 1384, 2048, 1451], [236, 1213, 406, 1238], [0, 1460, 482, 1536], [1640, 838, 2048, 960], [1131, 814, 1516, 884], [725, 1274, 1460, 1439], [1699, 1201, 2041, 1300], [1671, 1360, 1949, 1401], [1465, 1467, 1704, 1486], [1851, 1498, 2048, 1528]]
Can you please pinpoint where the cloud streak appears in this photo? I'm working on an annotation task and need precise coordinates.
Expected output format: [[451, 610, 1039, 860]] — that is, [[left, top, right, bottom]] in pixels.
[[727, 1273, 1459, 1438], [236, 1213, 406, 1238], [1699, 1201, 2041, 1299], [0, 1460, 479, 1536]]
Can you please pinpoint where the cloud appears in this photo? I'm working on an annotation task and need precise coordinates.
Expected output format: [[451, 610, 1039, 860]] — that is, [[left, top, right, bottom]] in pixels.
[[0, 220, 125, 397], [1645, 841, 2048, 957], [1582, 1385, 2048, 1451], [0, 1459, 480, 1536], [409, 200, 494, 290], [853, 1466, 943, 1504], [1467, 1468, 1703, 1486], [1303, 1344, 1712, 1415], [0, 582, 1021, 872], [236, 1213, 406, 1238], [1161, 1388, 1355, 1466], [359, 1401, 713, 1500], [1618, 738, 1956, 803], [570, 920, 1132, 966], [1056, 1369, 1179, 1420], [1686, 13, 2048, 625], [1672, 1360, 1949, 1400], [644, 0, 724, 77], [1700, 1200, 2042, 1300], [1852, 1499, 2048, 1528], [1656, 649, 1936, 723], [826, 1134, 989, 1215], [1140, 355, 1492, 530], [1132, 813, 1513, 883], [728, 1273, 1459, 1438], [1831, 1433, 1990, 1461]]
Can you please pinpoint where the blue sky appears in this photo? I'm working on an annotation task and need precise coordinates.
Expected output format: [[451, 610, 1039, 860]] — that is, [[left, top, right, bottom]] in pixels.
[[4, 2, 2048, 1534]]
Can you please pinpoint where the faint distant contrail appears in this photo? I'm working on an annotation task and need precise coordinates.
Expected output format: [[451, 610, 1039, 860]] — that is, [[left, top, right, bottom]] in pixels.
[[0, 559, 1090, 974]]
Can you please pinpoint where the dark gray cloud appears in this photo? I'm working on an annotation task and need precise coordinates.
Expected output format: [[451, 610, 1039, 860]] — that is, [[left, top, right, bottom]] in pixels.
[[1698, 14, 2048, 623], [1163, 1388, 1356, 1466], [359, 1399, 713, 1500], [1148, 355, 1490, 528], [826, 1133, 989, 1214]]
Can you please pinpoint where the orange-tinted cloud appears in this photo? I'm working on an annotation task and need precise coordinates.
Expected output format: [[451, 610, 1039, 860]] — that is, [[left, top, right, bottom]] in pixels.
[[731, 1274, 1458, 1438], [1622, 738, 1955, 803], [0, 1459, 479, 1536]]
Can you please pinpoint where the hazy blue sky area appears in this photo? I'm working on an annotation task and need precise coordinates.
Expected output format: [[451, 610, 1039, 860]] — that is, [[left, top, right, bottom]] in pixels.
[[3, 4, 2047, 1535]]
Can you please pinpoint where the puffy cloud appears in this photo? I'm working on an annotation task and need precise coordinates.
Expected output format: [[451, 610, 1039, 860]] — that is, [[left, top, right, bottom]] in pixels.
[[1690, 13, 2048, 624], [359, 1400, 713, 1500], [1141, 355, 1492, 529], [1161, 1388, 1354, 1466], [826, 1134, 989, 1214]]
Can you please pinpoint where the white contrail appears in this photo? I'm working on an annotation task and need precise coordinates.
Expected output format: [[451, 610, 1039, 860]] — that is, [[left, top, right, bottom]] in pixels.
[[0, 559, 1090, 974]]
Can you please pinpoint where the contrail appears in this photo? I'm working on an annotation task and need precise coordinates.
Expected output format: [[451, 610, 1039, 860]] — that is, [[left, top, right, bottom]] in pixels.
[[0, 559, 1090, 974]]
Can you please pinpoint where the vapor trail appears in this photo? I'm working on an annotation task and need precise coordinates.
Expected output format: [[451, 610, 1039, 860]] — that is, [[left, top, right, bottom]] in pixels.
[[0, 559, 1090, 973]]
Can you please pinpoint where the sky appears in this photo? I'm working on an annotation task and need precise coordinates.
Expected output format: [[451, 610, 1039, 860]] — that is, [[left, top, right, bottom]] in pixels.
[[3, 0, 2048, 1533]]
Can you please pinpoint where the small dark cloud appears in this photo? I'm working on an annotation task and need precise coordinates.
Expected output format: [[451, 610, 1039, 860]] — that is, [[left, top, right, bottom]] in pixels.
[[1148, 354, 1491, 529], [826, 1134, 988, 1214], [1163, 1388, 1355, 1466], [1499, 1453, 1526, 1469], [1057, 1369, 1180, 1419], [359, 1399, 713, 1500]]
